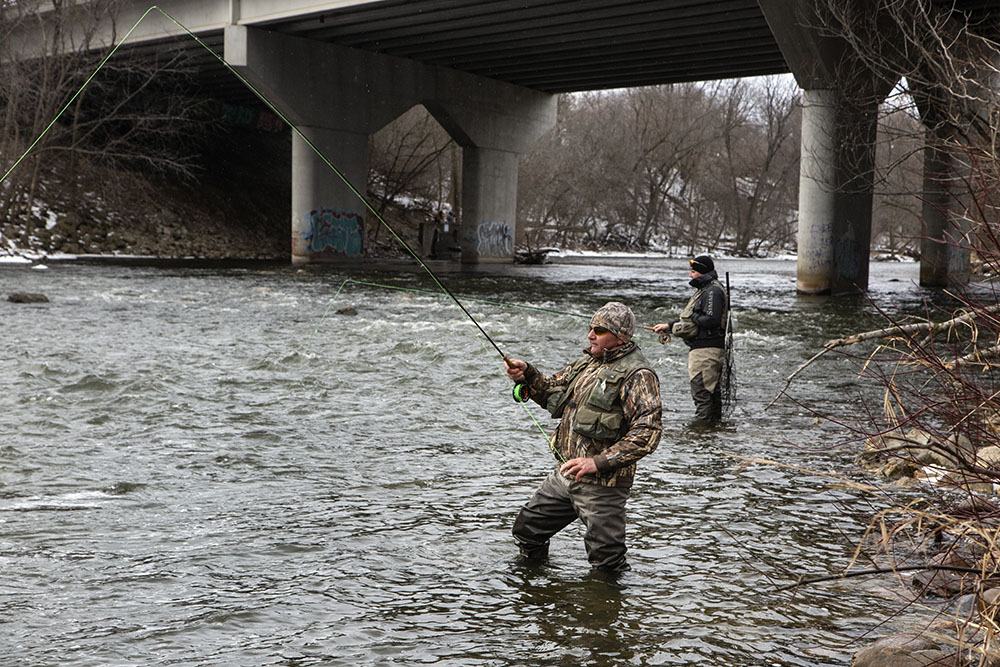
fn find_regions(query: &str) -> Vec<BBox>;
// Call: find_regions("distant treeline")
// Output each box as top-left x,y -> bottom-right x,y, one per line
368,80 -> 927,258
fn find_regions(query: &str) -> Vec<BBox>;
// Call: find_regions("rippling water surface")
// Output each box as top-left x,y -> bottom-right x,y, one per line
1,257 -> 953,665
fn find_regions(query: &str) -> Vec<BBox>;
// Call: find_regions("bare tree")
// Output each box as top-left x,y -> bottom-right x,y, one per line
517,78 -> 801,255
704,77 -> 800,256
817,0 -> 1000,258
871,101 -> 924,257
1,0 -> 210,252
604,84 -> 720,250
368,106 -> 453,215
517,93 -> 606,250
519,84 -> 727,253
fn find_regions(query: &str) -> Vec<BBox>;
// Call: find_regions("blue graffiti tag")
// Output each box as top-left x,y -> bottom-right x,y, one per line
301,208 -> 364,256
476,220 -> 512,257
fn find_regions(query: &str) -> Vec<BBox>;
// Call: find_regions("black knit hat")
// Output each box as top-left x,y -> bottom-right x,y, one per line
690,255 -> 714,274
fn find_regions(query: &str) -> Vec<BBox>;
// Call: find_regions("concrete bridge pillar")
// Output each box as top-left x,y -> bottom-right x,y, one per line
918,133 -> 972,286
758,0 -> 896,295
459,147 -> 519,263
796,90 -> 879,294
425,85 -> 555,264
291,128 -> 368,262
225,25 -> 405,263
909,43 -> 1000,287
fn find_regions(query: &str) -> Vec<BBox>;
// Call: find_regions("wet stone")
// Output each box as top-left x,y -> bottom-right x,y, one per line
7,292 -> 49,303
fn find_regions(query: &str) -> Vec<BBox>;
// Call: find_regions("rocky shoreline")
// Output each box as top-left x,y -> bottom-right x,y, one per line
847,427 -> 1000,665
0,192 -> 430,264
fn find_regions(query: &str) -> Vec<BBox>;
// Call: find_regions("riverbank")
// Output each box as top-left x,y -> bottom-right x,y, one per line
1,127 -> 294,262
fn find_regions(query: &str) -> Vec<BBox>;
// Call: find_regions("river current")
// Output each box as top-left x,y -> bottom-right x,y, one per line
1,256 -> 954,665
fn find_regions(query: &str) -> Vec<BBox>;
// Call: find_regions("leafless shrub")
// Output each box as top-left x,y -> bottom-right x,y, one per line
1,0 -> 215,249
779,1 -> 1000,657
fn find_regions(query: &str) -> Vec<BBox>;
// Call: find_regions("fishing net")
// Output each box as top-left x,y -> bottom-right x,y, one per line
720,288 -> 737,419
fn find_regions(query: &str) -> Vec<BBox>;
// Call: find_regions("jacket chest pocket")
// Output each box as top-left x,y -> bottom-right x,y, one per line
586,369 -> 625,410
573,408 -> 625,442
572,369 -> 627,441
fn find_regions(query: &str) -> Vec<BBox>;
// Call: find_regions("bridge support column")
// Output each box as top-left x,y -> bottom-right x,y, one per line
225,24 -> 413,264
460,147 -> 519,263
758,0 -> 896,295
918,135 -> 971,286
426,89 -> 555,264
796,89 -> 878,295
291,127 -> 369,263
910,65 -> 990,288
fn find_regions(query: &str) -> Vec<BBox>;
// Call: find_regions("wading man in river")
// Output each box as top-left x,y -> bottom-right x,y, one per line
653,255 -> 728,426
504,302 -> 662,572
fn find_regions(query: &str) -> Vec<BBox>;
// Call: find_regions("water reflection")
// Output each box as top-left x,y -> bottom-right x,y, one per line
511,566 -> 630,665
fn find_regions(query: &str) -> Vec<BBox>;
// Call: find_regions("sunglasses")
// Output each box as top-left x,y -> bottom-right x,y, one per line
591,326 -> 611,336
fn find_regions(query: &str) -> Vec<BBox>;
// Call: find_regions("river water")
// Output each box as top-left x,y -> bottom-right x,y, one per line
1,256 -> 955,665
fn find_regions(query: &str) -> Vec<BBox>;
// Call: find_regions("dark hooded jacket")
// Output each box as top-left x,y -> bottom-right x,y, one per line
670,270 -> 727,349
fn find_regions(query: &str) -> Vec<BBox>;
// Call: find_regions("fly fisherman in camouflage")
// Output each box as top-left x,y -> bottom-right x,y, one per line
503,302 -> 662,573
653,255 -> 728,426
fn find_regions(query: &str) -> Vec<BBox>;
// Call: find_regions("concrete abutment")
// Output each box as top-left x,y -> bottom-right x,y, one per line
224,25 -> 556,265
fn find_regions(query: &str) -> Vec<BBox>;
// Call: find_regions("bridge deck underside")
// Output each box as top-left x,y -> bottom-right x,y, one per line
128,0 -> 998,106
258,0 -> 790,93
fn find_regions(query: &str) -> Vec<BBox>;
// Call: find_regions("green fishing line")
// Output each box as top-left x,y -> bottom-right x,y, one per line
5,8 -> 661,461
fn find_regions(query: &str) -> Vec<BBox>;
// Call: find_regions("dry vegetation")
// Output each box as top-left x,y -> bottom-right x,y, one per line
771,1 -> 1000,661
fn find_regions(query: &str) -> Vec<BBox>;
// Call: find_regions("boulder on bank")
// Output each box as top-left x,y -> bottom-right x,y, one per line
7,292 -> 49,303
861,428 -> 997,494
859,430 -> 923,478
976,445 -> 1000,470
851,633 -> 948,666
910,550 -> 976,598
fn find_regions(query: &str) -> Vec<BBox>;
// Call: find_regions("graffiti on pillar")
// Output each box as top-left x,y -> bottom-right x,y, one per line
801,221 -> 832,272
300,208 -> 364,257
476,220 -> 513,257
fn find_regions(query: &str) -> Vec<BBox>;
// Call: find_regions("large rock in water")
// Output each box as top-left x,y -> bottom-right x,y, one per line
7,292 -> 49,303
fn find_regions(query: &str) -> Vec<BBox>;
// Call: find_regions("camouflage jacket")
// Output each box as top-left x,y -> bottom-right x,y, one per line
522,341 -> 662,488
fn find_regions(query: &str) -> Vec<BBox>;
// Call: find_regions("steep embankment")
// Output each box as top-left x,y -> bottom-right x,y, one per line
2,127 -> 293,260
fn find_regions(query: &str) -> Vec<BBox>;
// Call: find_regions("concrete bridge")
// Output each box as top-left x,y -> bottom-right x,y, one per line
12,0 -> 999,293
